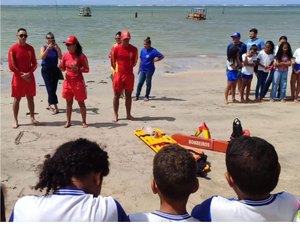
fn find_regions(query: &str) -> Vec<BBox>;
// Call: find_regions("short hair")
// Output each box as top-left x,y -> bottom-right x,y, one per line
249,28 -> 258,34
226,136 -> 280,196
153,144 -> 197,201
115,31 -> 121,37
34,138 -> 109,195
17,28 -> 27,33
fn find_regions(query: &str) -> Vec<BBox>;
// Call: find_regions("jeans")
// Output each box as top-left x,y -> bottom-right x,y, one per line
270,70 -> 288,100
261,69 -> 280,98
41,66 -> 59,104
135,71 -> 154,98
255,70 -> 268,99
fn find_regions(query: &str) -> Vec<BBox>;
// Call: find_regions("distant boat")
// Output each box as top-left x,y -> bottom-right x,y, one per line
187,7 -> 207,20
79,7 -> 92,17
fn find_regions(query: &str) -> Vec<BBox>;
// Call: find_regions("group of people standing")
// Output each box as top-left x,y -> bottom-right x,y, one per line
8,28 -> 164,128
225,28 -> 300,104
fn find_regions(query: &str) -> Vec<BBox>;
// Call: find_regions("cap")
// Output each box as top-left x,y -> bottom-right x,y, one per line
230,32 -> 241,38
63,35 -> 78,45
121,30 -> 131,40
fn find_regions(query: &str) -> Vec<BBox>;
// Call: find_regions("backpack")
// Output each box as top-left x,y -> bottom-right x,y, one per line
187,149 -> 210,177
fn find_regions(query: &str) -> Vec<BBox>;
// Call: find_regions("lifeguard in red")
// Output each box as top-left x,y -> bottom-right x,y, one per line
8,43 -> 37,97
111,41 -> 138,92
60,52 -> 89,101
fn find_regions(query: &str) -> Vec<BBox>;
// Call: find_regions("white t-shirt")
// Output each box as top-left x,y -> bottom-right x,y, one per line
241,53 -> 257,75
227,59 -> 238,71
257,50 -> 275,73
10,188 -> 129,222
293,48 -> 300,64
129,211 -> 200,222
191,192 -> 299,222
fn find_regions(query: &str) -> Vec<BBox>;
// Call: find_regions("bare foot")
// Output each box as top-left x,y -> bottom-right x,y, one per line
64,122 -> 71,128
281,99 -> 286,103
31,118 -> 39,125
294,99 -> 299,103
270,99 -> 275,103
224,99 -> 229,104
82,123 -> 88,128
127,115 -> 135,120
112,114 -> 118,122
13,121 -> 19,129
232,99 -> 239,103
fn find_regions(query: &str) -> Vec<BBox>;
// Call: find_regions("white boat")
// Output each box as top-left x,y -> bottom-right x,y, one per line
79,7 -> 92,17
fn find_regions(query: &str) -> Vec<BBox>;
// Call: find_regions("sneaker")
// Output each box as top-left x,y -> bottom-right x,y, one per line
144,97 -> 149,101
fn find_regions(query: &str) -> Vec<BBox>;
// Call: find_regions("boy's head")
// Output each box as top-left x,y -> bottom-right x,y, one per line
35,138 -> 109,196
226,136 -> 280,197
152,144 -> 199,201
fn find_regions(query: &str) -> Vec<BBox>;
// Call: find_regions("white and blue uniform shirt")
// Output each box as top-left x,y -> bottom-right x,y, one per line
191,192 -> 299,222
9,188 -> 129,222
139,48 -> 164,73
129,210 -> 199,222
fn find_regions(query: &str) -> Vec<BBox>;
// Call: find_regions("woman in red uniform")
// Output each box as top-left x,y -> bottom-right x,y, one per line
60,35 -> 89,128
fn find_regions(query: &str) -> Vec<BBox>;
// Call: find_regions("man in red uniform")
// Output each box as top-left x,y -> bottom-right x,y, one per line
8,28 -> 38,128
111,30 -> 138,122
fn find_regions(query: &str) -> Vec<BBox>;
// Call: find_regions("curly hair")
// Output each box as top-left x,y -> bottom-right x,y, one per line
34,138 -> 109,195
226,136 -> 280,196
153,144 -> 197,201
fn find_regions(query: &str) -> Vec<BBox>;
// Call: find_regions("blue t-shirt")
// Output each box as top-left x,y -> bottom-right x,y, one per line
140,47 -> 164,73
227,42 -> 247,61
41,46 -> 59,68
245,38 -> 265,52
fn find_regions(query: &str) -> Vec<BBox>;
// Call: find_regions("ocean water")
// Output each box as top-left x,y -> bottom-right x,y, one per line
1,5 -> 300,64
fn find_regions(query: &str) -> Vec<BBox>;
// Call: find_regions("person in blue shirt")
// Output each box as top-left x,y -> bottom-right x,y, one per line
245,28 -> 265,52
134,37 -> 164,101
40,32 -> 62,115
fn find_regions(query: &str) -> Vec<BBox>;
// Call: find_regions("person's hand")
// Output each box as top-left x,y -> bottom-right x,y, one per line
21,72 -> 31,82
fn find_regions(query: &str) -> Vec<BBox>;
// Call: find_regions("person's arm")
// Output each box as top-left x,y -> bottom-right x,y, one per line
191,197 -> 213,222
28,47 -> 37,74
132,47 -> 138,67
54,44 -> 62,60
59,55 -> 66,72
153,49 -> 164,63
111,47 -> 117,70
8,47 -> 22,76
79,54 -> 89,73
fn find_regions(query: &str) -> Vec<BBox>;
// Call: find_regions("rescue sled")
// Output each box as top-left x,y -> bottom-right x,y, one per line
134,128 -> 177,153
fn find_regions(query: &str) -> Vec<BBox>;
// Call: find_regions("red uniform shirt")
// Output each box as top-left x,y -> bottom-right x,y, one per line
8,43 -> 37,77
111,44 -> 138,75
8,43 -> 37,97
60,52 -> 89,80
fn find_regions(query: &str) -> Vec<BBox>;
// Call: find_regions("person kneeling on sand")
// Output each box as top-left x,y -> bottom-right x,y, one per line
129,144 -> 200,222
9,138 -> 129,222
191,136 -> 299,221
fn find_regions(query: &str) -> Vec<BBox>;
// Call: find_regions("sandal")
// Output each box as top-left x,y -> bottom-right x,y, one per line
52,109 -> 59,115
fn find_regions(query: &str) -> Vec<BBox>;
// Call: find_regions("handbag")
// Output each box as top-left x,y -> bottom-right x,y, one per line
57,67 -> 64,80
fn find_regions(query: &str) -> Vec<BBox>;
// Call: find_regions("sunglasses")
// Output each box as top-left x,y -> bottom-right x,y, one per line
19,34 -> 28,38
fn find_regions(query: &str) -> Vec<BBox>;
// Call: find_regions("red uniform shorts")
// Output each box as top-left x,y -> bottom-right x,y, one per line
113,72 -> 134,92
62,78 -> 87,101
11,75 -> 36,98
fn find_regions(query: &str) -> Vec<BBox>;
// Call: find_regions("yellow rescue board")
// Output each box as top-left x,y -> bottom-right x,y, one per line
134,128 -> 177,153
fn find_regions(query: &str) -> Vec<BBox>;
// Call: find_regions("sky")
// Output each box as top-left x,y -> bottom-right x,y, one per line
1,0 -> 299,5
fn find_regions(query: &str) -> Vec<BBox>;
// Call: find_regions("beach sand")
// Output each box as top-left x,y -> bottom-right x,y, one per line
1,59 -> 299,219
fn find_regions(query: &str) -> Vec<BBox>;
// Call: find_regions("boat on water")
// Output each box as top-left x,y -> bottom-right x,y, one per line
187,7 -> 207,20
78,7 -> 92,17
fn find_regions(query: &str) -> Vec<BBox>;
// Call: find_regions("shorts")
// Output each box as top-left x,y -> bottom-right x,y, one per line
241,73 -> 253,80
227,70 -> 238,82
113,72 -> 134,92
11,74 -> 36,98
62,78 -> 87,101
294,63 -> 300,71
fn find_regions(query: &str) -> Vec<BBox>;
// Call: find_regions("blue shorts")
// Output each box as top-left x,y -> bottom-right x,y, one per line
241,73 -> 253,80
294,63 -> 300,71
227,70 -> 238,81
